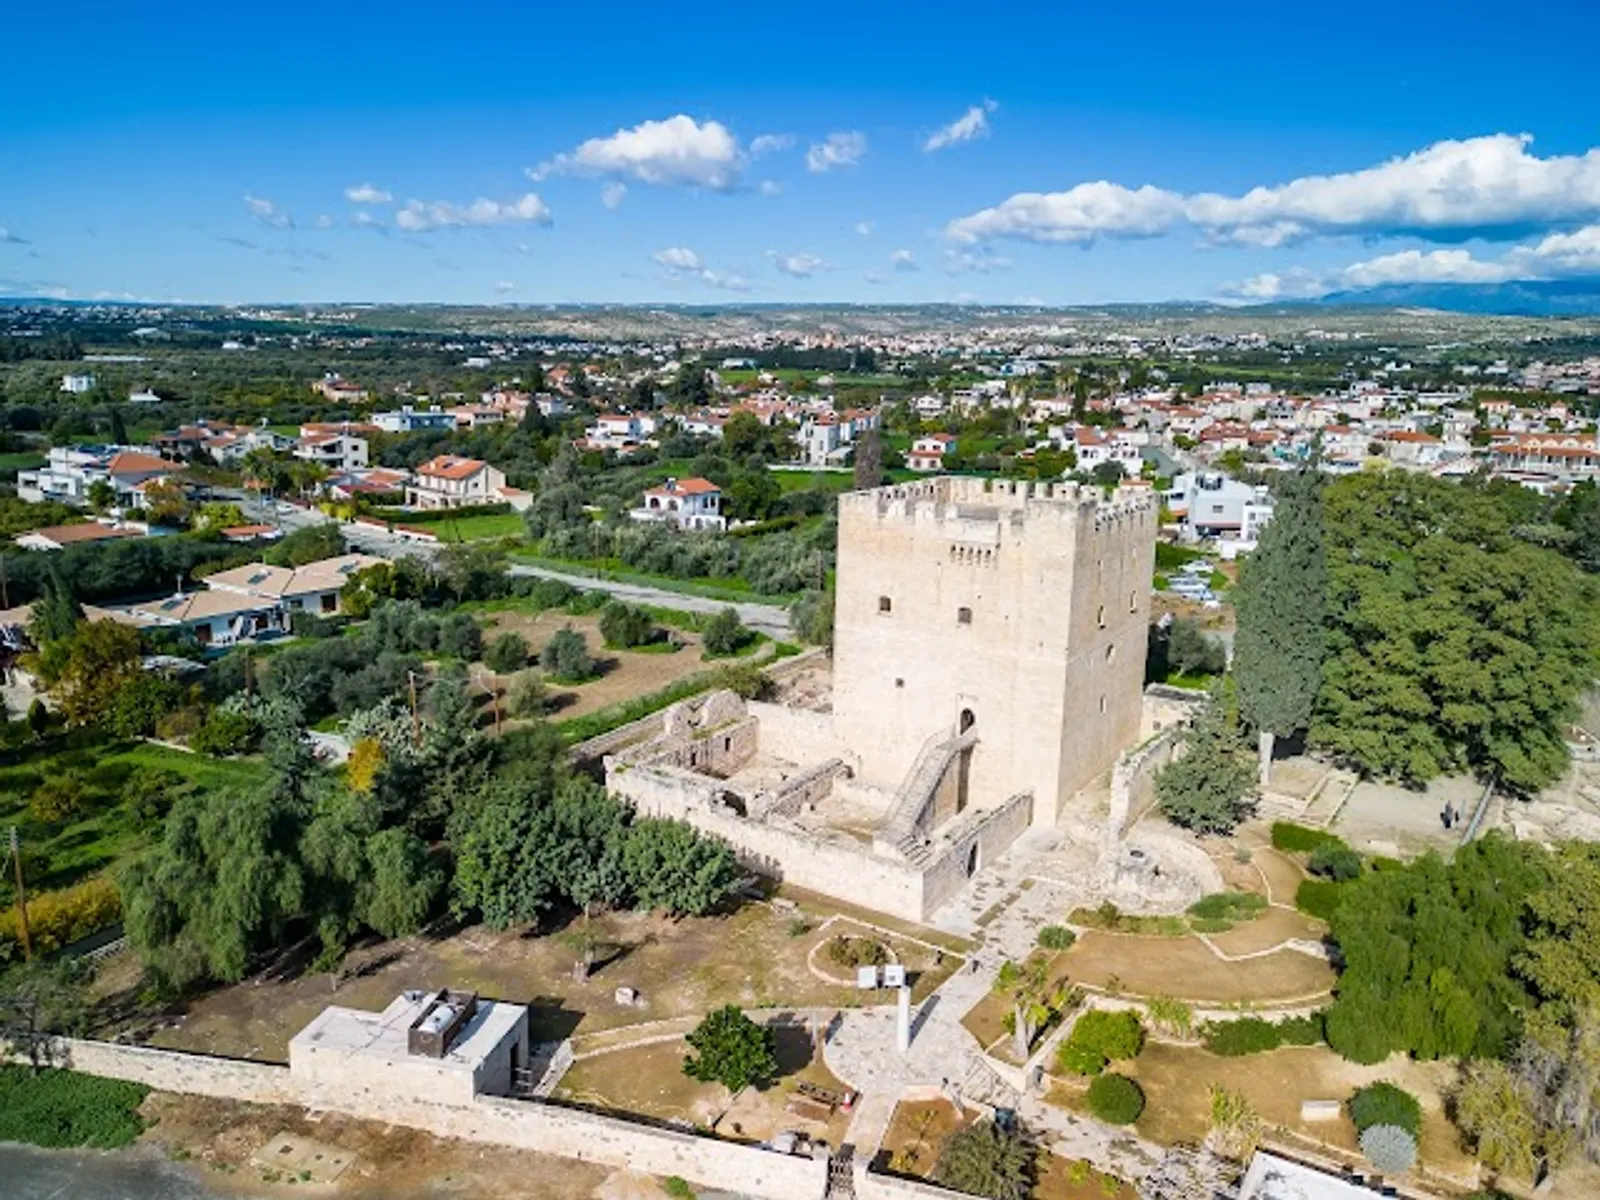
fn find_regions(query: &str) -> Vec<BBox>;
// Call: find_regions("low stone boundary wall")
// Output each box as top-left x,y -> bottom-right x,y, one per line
32,1038 -> 828,1200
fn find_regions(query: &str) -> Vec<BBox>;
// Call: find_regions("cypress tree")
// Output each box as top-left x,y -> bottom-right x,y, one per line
1232,468 -> 1326,785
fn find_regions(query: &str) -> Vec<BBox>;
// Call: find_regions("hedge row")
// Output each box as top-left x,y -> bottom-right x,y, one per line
0,876 -> 121,961
0,1065 -> 149,1149
1271,821 -> 1349,855
1202,1012 -> 1325,1056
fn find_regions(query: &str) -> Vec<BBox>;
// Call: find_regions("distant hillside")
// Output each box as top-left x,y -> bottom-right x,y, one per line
1311,279 -> 1600,317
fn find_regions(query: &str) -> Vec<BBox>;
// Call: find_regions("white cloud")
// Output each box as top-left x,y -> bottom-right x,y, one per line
600,182 -> 628,210
855,221 -> 874,236
650,246 -> 751,292
494,280 -> 516,293
922,100 -> 998,153
890,248 -> 919,272
759,180 -> 782,197
1223,227 -> 1600,301
531,115 -> 744,190
947,182 -> 1186,245
395,194 -> 552,232
949,134 -> 1600,248
768,251 -> 827,278
750,134 -> 794,158
943,247 -> 1012,275
806,132 -> 867,174
243,194 -> 293,229
351,211 -> 384,231
345,182 -> 393,204
314,214 -> 336,230
652,246 -> 702,270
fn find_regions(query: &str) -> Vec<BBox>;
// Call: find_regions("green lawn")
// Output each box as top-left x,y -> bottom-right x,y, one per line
510,552 -> 795,604
773,470 -> 856,494
0,452 -> 46,471
0,736 -> 272,895
0,1066 -> 149,1149
431,513 -> 529,542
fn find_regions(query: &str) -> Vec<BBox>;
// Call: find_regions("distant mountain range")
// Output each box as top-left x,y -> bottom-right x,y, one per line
1308,279 -> 1600,317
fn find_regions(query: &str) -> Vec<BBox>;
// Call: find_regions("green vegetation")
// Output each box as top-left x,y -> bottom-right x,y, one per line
557,660 -> 772,745
1349,1082 -> 1423,1139
0,1065 -> 149,1149
1057,1010 -> 1144,1077
433,513 -> 528,543
682,1005 -> 778,1093
1155,687 -> 1257,835
933,1120 -> 1036,1200
1036,925 -> 1076,951
1270,821 -> 1347,855
1086,1073 -> 1145,1125
1201,1013 -> 1325,1056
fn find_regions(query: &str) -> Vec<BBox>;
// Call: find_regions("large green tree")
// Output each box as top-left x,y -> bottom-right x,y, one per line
1155,686 -> 1258,835
1313,473 -> 1600,792
934,1121 -> 1036,1200
1232,468 -> 1326,785
681,1005 -> 777,1093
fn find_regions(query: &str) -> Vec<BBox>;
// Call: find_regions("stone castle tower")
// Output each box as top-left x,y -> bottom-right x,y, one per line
831,476 -> 1158,825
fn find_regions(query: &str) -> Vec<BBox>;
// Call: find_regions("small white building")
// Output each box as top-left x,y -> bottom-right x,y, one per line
1166,471 -> 1274,543
907,433 -> 956,472
61,373 -> 96,394
290,989 -> 529,1109
372,405 -> 456,434
630,476 -> 725,531
294,432 -> 369,472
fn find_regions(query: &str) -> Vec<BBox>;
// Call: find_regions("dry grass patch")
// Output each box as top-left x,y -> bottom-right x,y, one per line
1063,931 -> 1334,1005
1201,907 -> 1326,956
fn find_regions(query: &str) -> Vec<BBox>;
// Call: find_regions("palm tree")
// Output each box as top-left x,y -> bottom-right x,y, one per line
933,1120 -> 1035,1200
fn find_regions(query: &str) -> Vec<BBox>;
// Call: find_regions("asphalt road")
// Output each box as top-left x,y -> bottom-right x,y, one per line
232,497 -> 796,639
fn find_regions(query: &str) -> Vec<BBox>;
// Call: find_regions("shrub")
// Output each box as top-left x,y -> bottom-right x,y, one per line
1202,1017 -> 1283,1057
1349,1082 -> 1422,1138
1308,845 -> 1364,882
506,669 -> 549,717
1146,996 -> 1194,1039
1086,1074 -> 1145,1125
29,776 -> 85,824
0,1066 -> 149,1149
1037,925 -> 1076,951
1186,892 -> 1268,923
190,708 -> 260,757
1056,1043 -> 1107,1077
541,626 -> 596,682
701,607 -> 749,657
1068,1010 -> 1145,1062
1295,878 -> 1347,921
1271,822 -> 1348,855
1359,1124 -> 1417,1175
599,600 -> 657,649
826,936 -> 889,968
0,877 -> 121,956
663,1177 -> 696,1200
1202,1013 -> 1325,1056
484,631 -> 530,674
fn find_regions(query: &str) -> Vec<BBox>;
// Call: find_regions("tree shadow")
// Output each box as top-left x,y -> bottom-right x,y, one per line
526,995 -> 585,1044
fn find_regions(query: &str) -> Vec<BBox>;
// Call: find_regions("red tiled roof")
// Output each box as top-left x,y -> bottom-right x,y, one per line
646,476 -> 720,497
416,455 -> 487,480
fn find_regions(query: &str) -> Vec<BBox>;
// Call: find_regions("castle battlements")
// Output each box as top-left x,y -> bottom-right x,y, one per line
838,475 -> 1157,530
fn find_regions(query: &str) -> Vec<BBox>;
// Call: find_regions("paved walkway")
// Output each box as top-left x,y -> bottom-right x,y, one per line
821,828 -> 1165,1183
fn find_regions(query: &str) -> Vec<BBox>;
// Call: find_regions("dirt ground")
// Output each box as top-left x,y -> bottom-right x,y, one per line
1061,931 -> 1335,1005
1071,1042 -> 1479,1183
959,951 -> 1076,1063
480,609 -> 720,721
1201,907 -> 1326,956
555,1023 -> 853,1147
139,1091 -> 612,1199
135,904 -> 960,1062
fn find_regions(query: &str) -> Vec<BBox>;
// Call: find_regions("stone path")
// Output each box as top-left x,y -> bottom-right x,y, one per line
821,827 -> 1165,1183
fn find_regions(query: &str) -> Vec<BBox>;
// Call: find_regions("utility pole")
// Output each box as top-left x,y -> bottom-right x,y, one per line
407,670 -> 422,746
9,826 -> 32,962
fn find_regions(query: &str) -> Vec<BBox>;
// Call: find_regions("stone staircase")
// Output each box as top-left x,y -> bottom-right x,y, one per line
878,727 -> 978,856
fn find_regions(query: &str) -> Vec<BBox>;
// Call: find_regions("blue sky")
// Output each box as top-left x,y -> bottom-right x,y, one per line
3,0 -> 1599,306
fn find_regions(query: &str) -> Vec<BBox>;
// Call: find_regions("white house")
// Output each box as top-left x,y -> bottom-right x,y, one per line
294,432 -> 369,472
60,373 -> 96,394
630,477 -> 725,531
17,447 -> 181,508
586,413 -> 656,450
907,433 -> 957,472
405,455 -> 528,511
1166,471 -> 1274,543
108,553 -> 385,646
372,405 -> 456,434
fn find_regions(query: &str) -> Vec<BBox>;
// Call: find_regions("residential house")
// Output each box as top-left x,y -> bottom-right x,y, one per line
15,523 -> 144,552
405,455 -> 528,511
1166,471 -> 1274,542
294,431 -> 369,472
585,413 -> 656,451
630,477 -> 725,531
1489,432 -> 1600,482
128,387 -> 162,404
17,446 -> 183,508
324,467 -> 410,502
907,433 -> 957,472
60,373 -> 96,394
311,373 -> 368,404
372,405 -> 457,434
448,404 -> 507,429
110,553 -> 386,646
1377,429 -> 1444,469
